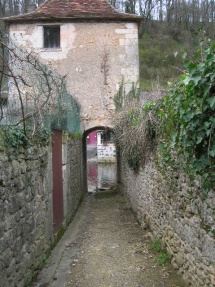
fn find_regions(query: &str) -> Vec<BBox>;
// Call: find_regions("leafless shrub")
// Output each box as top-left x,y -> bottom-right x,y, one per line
0,31 -> 68,138
112,82 -> 163,171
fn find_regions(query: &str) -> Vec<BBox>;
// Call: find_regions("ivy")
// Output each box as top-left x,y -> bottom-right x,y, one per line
113,39 -> 215,192
158,39 -> 215,192
0,126 -> 51,151
1,126 -> 28,149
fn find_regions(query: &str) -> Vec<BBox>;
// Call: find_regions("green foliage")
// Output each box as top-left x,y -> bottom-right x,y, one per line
139,32 -> 183,90
158,39 -> 215,192
1,126 -> 28,149
69,131 -> 82,140
113,82 -> 159,173
150,238 -> 162,252
150,238 -> 170,266
117,199 -> 126,205
114,79 -> 140,110
142,102 -> 156,112
126,82 -> 141,103
32,129 -> 51,146
157,251 -> 170,266
126,108 -> 140,126
114,79 -> 125,110
114,37 -> 215,194
0,126 -> 51,152
126,147 -> 141,173
200,222 -> 212,234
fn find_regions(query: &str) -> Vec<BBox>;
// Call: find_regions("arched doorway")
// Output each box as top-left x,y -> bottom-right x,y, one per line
82,126 -> 117,193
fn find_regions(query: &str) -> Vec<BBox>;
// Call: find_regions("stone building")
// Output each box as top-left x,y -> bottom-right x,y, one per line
1,3 -> 141,286
4,0 -> 141,132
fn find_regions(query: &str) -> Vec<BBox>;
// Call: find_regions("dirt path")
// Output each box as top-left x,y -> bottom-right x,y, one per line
34,190 -> 187,287
64,191 -> 187,287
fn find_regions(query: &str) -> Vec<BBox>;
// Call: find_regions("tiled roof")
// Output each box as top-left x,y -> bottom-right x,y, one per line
3,0 -> 142,23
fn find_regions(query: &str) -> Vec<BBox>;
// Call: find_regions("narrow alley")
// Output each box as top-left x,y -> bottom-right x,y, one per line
34,191 -> 187,287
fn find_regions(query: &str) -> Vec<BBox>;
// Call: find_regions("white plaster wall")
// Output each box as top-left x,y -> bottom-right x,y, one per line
97,143 -> 116,159
9,21 -> 139,131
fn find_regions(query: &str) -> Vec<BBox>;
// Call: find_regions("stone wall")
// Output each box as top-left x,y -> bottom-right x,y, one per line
62,133 -> 84,223
9,21 -> 139,131
121,160 -> 215,287
0,133 -> 84,287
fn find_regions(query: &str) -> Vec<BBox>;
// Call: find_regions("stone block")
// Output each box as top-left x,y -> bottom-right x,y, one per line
115,28 -> 131,34
6,258 -> 16,278
19,161 -> 27,174
202,234 -> 215,262
1,247 -> 13,268
11,160 -> 20,177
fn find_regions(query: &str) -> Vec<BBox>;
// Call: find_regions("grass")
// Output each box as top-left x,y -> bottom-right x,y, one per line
117,199 -> 127,205
157,251 -> 170,266
150,237 -> 170,266
138,27 -> 185,91
140,80 -> 153,91
150,238 -> 162,252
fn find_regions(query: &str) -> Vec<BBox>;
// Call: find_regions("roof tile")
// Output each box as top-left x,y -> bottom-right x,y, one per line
3,0 -> 142,23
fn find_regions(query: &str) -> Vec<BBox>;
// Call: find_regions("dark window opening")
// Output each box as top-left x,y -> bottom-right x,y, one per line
44,26 -> 60,48
101,129 -> 113,144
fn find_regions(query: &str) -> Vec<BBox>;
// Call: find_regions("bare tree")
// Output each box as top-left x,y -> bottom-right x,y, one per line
0,0 -> 45,17
0,32 -> 70,138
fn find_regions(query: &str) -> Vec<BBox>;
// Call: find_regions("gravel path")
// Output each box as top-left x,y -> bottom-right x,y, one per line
66,191 -> 187,287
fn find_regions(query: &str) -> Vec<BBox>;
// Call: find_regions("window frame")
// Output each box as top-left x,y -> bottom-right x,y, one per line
43,25 -> 61,49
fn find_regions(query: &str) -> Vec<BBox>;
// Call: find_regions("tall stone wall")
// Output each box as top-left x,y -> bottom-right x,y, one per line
0,133 -> 84,287
0,144 -> 53,287
121,160 -> 215,287
62,133 -> 84,223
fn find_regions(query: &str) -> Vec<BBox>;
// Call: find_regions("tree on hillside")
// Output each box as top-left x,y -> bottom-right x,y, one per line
108,0 -> 215,36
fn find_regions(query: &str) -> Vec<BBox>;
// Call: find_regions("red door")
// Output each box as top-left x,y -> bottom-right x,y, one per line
52,130 -> 64,233
87,131 -> 97,145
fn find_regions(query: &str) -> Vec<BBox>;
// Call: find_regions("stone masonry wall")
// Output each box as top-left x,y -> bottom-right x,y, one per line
62,134 -> 84,224
121,160 -> 215,287
0,144 -> 53,287
0,133 -> 84,287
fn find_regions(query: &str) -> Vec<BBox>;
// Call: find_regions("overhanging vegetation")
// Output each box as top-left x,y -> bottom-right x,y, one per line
113,37 -> 215,193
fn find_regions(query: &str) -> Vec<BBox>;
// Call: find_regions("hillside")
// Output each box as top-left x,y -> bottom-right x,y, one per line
139,22 -> 206,91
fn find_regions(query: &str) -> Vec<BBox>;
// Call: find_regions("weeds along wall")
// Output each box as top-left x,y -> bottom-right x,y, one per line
0,131 -> 84,287
120,159 -> 215,287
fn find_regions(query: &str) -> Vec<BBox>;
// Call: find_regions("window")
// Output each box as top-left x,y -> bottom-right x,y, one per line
44,26 -> 60,48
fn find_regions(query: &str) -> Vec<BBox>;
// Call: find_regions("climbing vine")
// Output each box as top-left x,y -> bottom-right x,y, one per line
113,38 -> 215,192
0,126 -> 51,152
158,39 -> 215,192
